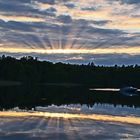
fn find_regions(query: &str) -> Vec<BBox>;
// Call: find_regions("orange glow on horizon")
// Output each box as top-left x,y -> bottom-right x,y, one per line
0,47 -> 140,55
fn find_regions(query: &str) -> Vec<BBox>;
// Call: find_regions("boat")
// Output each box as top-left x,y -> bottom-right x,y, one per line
119,86 -> 138,97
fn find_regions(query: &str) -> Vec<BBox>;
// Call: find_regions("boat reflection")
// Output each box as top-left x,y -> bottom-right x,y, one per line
120,87 -> 138,97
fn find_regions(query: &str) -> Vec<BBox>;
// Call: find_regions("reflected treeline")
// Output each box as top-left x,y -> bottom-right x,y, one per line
0,86 -> 92,110
90,91 -> 140,108
0,86 -> 140,110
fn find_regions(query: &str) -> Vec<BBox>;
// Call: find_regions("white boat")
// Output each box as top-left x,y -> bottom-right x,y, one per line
119,86 -> 138,97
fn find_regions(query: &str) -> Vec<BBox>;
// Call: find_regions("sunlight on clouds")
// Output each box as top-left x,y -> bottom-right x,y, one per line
74,6 -> 140,31
66,56 -> 84,60
31,0 -> 140,31
32,1 -> 52,11
107,15 -> 140,31
0,15 -> 45,22
32,1 -> 69,15
0,0 -> 140,64
74,9 -> 110,20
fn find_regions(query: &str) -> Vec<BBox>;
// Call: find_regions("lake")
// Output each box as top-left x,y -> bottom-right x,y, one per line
0,85 -> 140,109
0,86 -> 140,139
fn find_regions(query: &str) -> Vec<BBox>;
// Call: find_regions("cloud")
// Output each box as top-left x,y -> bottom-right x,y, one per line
64,3 -> 76,9
57,15 -> 72,23
93,54 -> 140,65
0,15 -> 45,22
0,0 -> 31,4
0,0 -> 32,13
46,7 -> 57,13
35,0 -> 55,5
42,7 -> 57,16
81,7 -> 97,11
0,20 -> 34,32
91,20 -> 111,26
120,0 -> 140,4
0,0 -> 56,18
0,0 -> 139,65
0,15 -> 139,52
86,26 -> 123,35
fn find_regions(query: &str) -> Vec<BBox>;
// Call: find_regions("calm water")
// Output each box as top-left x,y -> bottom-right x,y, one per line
1,85 -> 140,109
0,86 -> 140,139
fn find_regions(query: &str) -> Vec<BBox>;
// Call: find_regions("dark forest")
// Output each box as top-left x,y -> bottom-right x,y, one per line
0,55 -> 140,88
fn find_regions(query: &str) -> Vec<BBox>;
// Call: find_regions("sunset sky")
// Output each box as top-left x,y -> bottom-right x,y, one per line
0,0 -> 140,65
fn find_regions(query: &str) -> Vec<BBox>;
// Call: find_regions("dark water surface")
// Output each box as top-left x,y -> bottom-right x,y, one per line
0,85 -> 140,109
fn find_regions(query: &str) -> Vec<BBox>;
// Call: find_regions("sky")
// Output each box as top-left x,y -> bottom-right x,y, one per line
0,0 -> 140,65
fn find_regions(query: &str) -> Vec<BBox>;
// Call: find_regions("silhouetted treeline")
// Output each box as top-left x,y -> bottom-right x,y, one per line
0,55 -> 140,88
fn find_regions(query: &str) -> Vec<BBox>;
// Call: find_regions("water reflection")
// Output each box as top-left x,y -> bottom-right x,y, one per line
0,116 -> 139,140
0,85 -> 140,109
0,111 -> 140,125
0,104 -> 140,139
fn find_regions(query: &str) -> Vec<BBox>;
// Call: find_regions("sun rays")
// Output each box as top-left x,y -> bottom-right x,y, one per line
0,104 -> 140,139
0,19 -> 138,58
0,113 -> 139,139
0,0 -> 140,64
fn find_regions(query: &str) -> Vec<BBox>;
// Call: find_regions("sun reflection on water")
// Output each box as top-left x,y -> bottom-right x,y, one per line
0,111 -> 140,125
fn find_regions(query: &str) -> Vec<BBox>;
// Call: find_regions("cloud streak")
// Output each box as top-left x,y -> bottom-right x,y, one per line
0,15 -> 45,22
0,47 -> 140,55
